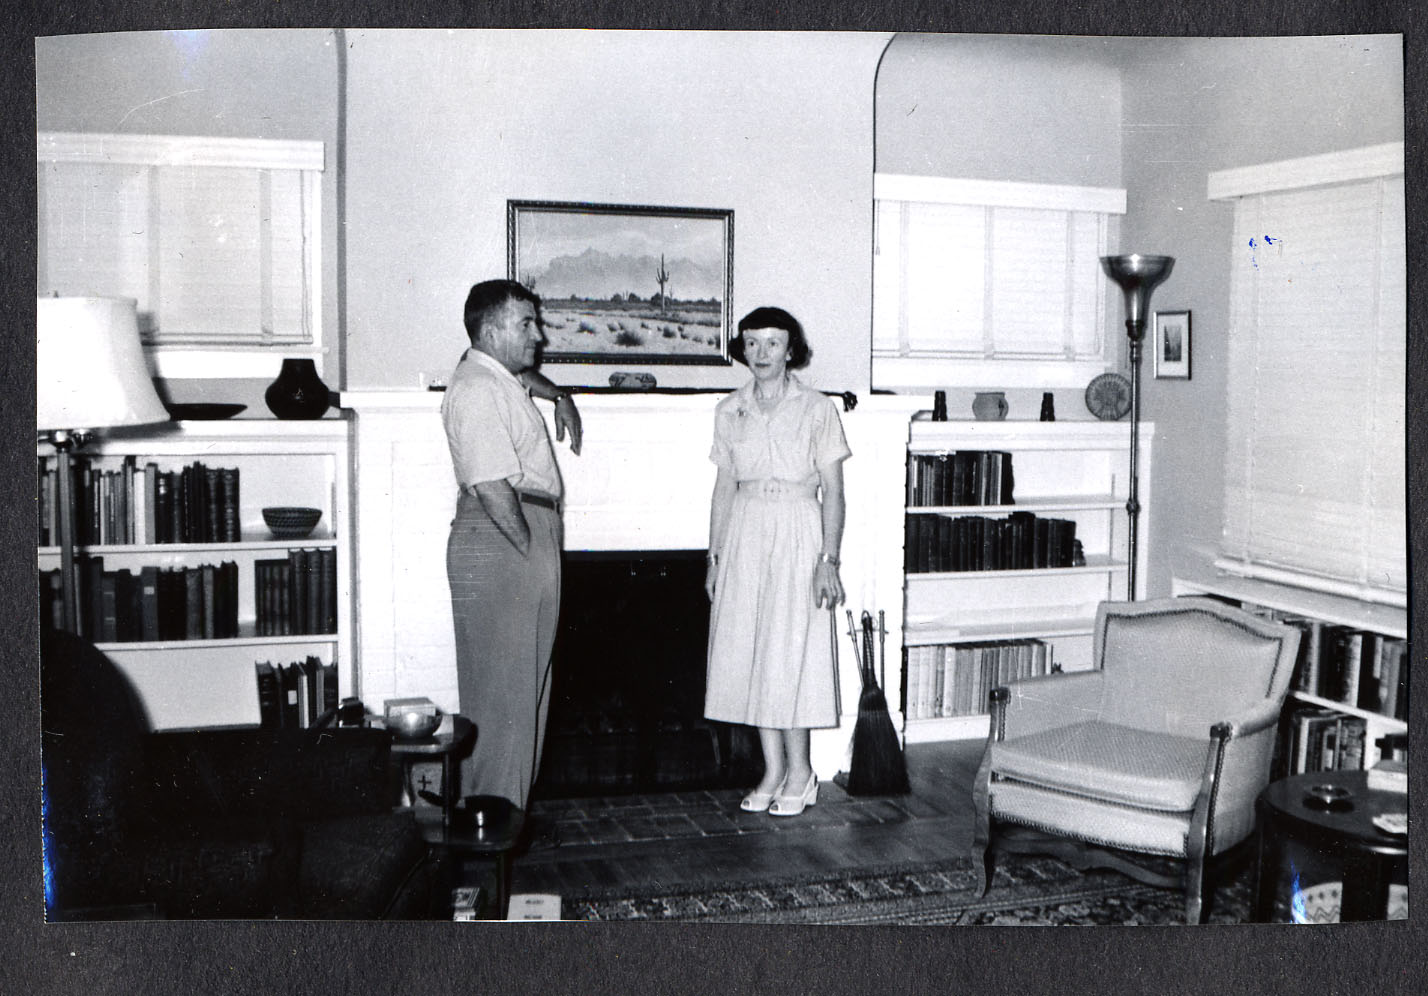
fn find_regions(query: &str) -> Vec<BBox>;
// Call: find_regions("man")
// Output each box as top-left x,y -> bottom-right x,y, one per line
441,279 -> 582,815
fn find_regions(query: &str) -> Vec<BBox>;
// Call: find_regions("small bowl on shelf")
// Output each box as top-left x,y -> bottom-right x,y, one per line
262,506 -> 323,539
389,709 -> 443,741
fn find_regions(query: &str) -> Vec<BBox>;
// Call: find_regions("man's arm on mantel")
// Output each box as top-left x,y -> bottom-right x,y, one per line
520,369 -> 582,455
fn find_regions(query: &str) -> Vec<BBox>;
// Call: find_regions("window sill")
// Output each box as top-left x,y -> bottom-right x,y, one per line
149,347 -> 326,380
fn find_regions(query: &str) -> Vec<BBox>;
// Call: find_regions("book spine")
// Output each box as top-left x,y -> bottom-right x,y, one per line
254,661 -> 281,729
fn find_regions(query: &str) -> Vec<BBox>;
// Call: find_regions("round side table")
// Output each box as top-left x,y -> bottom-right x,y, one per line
1253,769 -> 1408,922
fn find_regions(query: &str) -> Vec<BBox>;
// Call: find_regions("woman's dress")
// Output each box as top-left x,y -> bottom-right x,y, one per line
703,376 -> 851,729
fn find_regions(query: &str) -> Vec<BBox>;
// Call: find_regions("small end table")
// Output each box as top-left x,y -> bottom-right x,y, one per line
386,715 -> 476,836
1253,769 -> 1408,922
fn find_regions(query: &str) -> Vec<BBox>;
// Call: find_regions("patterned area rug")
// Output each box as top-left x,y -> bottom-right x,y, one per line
564,854 -> 1255,925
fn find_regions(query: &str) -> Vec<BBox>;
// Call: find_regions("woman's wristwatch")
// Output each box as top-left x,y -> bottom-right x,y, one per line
552,390 -> 572,407
818,552 -> 840,567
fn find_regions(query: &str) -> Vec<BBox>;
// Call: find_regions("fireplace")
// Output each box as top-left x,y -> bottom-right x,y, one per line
532,550 -> 760,800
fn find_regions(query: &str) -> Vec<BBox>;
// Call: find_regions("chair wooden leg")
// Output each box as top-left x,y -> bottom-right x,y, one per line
969,742 -> 995,898
1184,858 -> 1206,925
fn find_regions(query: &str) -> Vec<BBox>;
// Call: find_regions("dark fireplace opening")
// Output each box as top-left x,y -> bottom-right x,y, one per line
532,550 -> 761,800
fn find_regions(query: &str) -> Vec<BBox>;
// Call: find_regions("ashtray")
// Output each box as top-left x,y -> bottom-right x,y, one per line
1303,784 -> 1354,812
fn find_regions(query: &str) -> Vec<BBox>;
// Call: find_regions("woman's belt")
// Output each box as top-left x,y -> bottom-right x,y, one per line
736,479 -> 818,500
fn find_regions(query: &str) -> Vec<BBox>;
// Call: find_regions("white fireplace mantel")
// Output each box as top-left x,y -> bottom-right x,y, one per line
341,388 -> 919,777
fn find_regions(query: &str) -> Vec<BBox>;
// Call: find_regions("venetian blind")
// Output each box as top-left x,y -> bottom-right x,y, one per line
871,175 -> 1123,391
37,133 -> 323,375
1217,157 -> 1405,605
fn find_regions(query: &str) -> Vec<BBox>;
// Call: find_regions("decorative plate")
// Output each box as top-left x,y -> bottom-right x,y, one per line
1084,373 -> 1132,421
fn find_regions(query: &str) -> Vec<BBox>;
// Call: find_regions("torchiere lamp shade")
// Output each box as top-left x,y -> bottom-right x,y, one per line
1099,255 -> 1175,336
37,296 -> 169,433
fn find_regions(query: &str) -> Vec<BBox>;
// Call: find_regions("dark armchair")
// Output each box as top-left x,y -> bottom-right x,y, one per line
970,597 -> 1301,923
41,628 -> 453,919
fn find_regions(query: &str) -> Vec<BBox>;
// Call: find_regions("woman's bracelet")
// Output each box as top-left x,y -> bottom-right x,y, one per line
818,552 -> 840,567
707,552 -> 719,566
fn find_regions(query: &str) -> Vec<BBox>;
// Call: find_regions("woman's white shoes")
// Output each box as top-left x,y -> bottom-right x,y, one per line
740,777 -> 786,813
768,773 -> 817,817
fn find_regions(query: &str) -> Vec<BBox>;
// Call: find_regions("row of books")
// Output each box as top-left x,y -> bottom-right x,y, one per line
1279,706 -> 1369,776
38,548 -> 337,642
903,639 -> 1054,720
40,560 -> 241,642
255,549 -> 339,636
1223,596 -> 1411,721
906,451 -> 1016,507
905,512 -> 1081,574
1284,621 -> 1408,720
38,455 -> 242,547
255,657 -> 339,730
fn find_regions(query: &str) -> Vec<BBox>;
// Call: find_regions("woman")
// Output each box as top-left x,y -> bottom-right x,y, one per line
704,306 -> 851,817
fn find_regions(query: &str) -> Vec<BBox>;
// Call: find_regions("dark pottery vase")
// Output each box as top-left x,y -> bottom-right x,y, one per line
265,359 -> 331,419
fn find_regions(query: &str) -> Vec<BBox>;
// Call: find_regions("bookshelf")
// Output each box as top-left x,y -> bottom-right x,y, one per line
37,418 -> 354,730
900,419 -> 1151,743
1171,569 -> 1408,771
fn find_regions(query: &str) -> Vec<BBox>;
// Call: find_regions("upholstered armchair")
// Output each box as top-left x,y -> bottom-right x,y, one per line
970,596 -> 1301,923
41,628 -> 453,920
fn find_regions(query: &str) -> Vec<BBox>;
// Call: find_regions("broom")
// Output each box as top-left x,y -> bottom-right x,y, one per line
845,609 -> 909,796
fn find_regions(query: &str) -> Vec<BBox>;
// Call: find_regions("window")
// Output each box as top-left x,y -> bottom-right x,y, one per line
1210,143 -> 1405,606
872,174 -> 1125,390
37,132 -> 324,379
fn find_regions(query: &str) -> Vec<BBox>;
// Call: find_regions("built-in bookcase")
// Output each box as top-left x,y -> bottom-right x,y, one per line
900,419 -> 1151,743
1171,570 -> 1408,771
37,418 -> 354,730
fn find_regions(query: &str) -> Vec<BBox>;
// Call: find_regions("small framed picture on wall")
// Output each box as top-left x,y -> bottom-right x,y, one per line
1154,310 -> 1191,380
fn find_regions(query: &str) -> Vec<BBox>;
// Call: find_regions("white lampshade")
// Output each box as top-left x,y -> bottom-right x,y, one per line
37,296 -> 170,432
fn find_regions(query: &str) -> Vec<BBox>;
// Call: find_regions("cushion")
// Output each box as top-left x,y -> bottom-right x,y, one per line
991,721 -> 1208,812
1098,606 -> 1288,737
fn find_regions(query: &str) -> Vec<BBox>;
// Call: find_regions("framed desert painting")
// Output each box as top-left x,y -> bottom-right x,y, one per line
507,200 -> 734,365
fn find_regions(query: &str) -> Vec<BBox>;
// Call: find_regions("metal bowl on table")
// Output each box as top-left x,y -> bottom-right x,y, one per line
389,709 -> 443,741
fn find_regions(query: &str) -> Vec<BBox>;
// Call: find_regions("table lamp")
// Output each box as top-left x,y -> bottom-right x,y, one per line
37,296 -> 170,635
1099,254 -> 1174,601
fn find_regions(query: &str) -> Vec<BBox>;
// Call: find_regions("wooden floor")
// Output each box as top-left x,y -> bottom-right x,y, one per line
507,739 -> 984,899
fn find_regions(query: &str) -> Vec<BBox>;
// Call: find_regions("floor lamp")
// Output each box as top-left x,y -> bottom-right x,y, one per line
1099,254 -> 1174,602
37,296 -> 170,636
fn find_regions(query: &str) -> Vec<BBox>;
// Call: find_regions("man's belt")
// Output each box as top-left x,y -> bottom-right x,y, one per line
518,491 -> 561,512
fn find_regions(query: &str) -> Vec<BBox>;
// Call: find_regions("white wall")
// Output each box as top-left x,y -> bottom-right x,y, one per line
342,30 -> 890,394
875,33 -> 1123,187
1118,35 -> 1404,596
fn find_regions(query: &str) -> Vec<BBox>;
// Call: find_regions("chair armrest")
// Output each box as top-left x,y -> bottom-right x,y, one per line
1194,709 -> 1283,853
997,670 -> 1105,741
144,728 -> 399,821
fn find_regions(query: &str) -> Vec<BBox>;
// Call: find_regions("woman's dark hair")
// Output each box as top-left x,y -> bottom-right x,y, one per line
729,306 -> 812,369
463,279 -> 542,342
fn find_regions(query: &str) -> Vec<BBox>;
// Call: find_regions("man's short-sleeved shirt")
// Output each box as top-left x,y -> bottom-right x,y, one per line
441,348 -> 563,499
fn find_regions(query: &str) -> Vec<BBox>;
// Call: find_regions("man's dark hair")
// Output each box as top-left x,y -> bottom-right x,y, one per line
729,306 -> 812,369
463,280 -> 541,342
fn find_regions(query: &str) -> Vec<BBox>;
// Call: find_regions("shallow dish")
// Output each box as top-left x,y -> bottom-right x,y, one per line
165,403 -> 247,420
261,506 -> 323,539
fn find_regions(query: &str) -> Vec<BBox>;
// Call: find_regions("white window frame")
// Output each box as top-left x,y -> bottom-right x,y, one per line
872,173 -> 1126,392
37,132 -> 325,379
1209,142 -> 1406,607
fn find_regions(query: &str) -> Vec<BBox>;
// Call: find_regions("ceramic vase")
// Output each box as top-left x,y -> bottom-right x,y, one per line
265,359 -> 331,419
972,391 -> 1009,421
